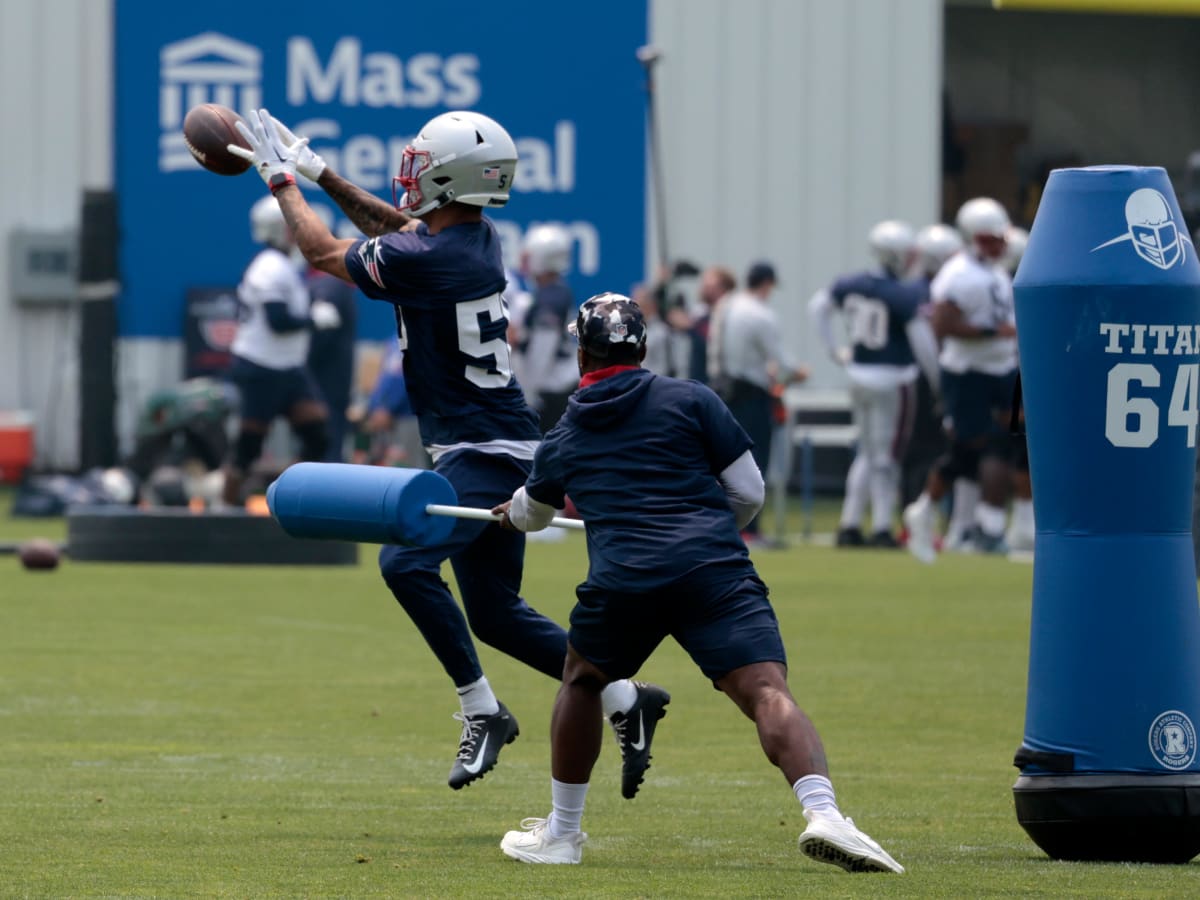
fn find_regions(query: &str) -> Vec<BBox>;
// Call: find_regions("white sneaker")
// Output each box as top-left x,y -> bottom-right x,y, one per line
500,817 -> 586,864
798,810 -> 904,873
902,502 -> 937,565
1005,524 -> 1035,555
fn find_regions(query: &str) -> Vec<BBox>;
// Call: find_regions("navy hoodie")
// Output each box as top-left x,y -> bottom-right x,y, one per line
526,368 -> 755,592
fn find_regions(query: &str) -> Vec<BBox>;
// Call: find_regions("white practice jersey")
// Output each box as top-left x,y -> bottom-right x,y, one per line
931,252 -> 1017,376
232,247 -> 311,370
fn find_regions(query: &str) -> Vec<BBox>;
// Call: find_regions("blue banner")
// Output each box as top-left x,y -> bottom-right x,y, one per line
115,0 -> 647,339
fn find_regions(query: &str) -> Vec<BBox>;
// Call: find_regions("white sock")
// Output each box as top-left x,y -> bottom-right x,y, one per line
548,778 -> 590,837
456,676 -> 499,717
1012,498 -> 1035,534
947,478 -> 980,544
909,491 -> 931,516
600,680 -> 638,717
793,774 -> 842,819
840,455 -> 870,529
869,461 -> 900,534
976,501 -> 1008,538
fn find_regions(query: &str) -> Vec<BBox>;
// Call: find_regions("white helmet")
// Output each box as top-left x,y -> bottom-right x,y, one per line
250,196 -> 289,249
867,220 -> 916,276
914,223 -> 964,278
956,197 -> 1011,261
1003,226 -> 1029,275
394,110 -> 518,216
522,224 -> 572,276
956,197 -> 1011,241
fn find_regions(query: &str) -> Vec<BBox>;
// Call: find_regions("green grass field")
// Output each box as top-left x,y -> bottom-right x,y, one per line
3,493 -> 1200,898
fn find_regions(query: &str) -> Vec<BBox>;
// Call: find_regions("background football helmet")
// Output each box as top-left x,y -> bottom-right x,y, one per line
1003,225 -> 1029,276
914,223 -> 965,279
522,224 -> 572,276
250,196 -> 289,249
868,220 -> 916,277
956,197 -> 1011,261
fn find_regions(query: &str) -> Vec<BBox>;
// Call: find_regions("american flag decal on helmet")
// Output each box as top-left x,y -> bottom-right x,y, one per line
482,166 -> 500,180
358,238 -> 386,289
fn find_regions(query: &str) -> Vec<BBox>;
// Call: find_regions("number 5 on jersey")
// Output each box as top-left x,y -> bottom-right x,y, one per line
457,294 -> 513,388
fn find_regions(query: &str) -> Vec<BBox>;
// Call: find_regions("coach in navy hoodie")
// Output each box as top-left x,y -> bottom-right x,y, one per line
492,292 -> 904,874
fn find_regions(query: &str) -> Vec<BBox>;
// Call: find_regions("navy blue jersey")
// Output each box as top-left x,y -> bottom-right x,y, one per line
526,281 -> 575,333
344,219 -> 539,448
527,368 -> 754,591
306,270 -> 358,410
830,271 -> 928,367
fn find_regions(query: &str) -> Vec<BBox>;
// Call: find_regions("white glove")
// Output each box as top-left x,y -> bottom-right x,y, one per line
228,108 -> 302,189
310,299 -> 342,330
266,114 -> 327,182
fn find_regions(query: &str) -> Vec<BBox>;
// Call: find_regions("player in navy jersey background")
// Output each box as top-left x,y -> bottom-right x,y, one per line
808,220 -> 941,548
228,108 -> 666,794
517,224 -> 580,432
304,266 -> 358,462
491,293 -> 903,873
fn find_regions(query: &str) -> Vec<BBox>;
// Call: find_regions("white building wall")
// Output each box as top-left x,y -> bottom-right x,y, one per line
0,0 -> 113,469
650,0 -> 942,387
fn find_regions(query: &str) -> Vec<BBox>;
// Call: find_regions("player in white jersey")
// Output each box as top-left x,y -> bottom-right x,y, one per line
903,198 -> 1018,561
222,197 -> 343,505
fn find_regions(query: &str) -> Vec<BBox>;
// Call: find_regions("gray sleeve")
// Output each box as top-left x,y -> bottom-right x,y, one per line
808,288 -> 842,364
758,309 -> 798,375
718,448 -> 765,529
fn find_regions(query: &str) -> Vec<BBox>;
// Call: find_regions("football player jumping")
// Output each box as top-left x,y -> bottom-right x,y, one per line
229,108 -> 668,795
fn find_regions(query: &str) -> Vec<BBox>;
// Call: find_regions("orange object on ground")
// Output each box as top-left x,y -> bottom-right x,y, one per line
245,494 -> 271,516
0,411 -> 34,484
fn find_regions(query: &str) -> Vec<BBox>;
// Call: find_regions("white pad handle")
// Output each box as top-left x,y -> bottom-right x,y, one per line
425,504 -> 586,531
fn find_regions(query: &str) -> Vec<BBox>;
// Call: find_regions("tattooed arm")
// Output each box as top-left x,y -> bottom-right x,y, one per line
317,169 -> 414,237
273,184 -> 357,283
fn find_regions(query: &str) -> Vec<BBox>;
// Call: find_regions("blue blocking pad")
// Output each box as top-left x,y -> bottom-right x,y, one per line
267,463 -> 458,547
1015,166 -> 1200,774
1013,165 -> 1200,863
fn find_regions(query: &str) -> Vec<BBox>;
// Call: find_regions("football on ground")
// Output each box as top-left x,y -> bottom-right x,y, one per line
17,538 -> 61,571
182,103 -> 252,176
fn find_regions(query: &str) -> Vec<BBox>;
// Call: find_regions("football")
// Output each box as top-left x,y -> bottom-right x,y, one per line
182,103 -> 252,176
18,538 -> 61,571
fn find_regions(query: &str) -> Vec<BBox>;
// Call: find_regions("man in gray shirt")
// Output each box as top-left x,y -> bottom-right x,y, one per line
709,261 -> 809,543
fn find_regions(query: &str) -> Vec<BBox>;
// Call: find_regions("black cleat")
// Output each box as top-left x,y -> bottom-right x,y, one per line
609,683 -> 671,799
866,530 -> 900,549
835,527 -> 865,547
448,701 -> 519,790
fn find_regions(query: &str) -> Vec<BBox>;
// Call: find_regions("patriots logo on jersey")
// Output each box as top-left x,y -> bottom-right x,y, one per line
358,238 -> 386,289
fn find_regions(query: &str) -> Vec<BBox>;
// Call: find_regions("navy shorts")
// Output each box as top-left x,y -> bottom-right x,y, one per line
229,357 -> 323,423
568,567 -> 787,682
942,368 -> 1018,444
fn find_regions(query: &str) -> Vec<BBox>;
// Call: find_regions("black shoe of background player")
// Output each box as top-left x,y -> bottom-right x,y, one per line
836,526 -> 865,547
609,683 -> 671,799
448,701 -> 520,790
867,530 -> 901,549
